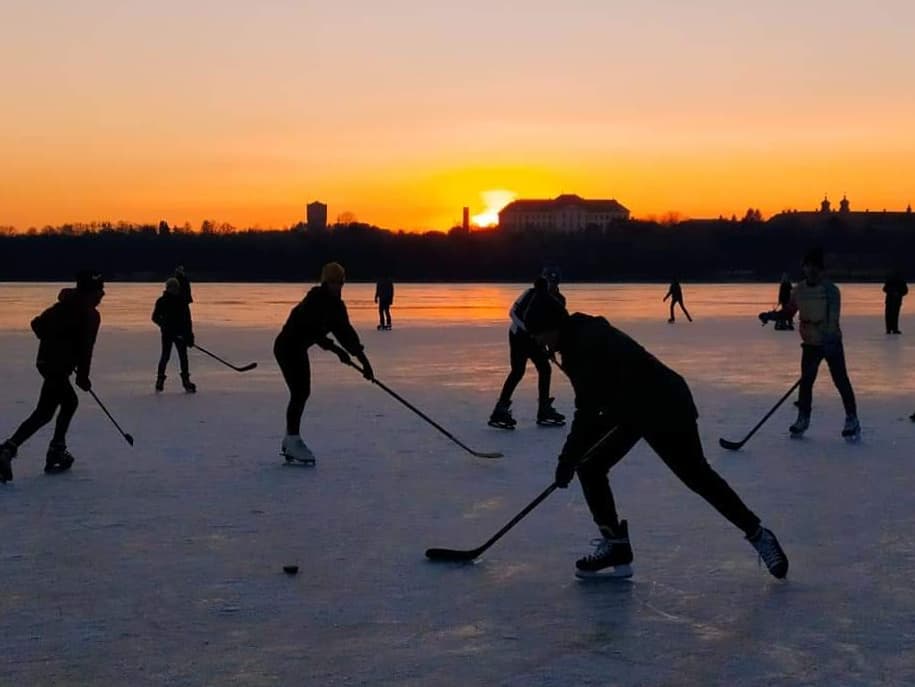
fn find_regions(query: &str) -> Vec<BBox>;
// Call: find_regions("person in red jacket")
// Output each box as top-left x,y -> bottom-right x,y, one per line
273,262 -> 374,465
0,271 -> 104,482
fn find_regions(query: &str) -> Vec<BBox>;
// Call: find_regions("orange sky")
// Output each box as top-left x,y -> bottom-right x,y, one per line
2,2 -> 914,231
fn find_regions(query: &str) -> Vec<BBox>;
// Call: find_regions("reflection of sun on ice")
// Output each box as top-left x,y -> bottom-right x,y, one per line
472,190 -> 516,228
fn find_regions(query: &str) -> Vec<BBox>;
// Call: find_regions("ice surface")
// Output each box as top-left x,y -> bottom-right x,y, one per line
1,283 -> 914,686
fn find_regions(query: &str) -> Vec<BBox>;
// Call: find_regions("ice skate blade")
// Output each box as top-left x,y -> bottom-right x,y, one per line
487,421 -> 516,430
575,564 -> 633,580
536,420 -> 566,427
281,452 -> 316,467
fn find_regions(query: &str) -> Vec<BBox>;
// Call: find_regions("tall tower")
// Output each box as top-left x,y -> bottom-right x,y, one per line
820,195 -> 831,213
306,201 -> 328,232
462,207 -> 470,232
839,194 -> 850,213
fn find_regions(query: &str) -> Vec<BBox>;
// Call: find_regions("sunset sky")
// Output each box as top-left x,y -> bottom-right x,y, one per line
2,1 -> 914,231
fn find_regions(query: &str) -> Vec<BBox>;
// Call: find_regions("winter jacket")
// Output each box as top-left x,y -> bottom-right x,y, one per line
375,279 -> 394,304
883,277 -> 908,304
556,313 -> 698,463
275,285 -> 364,356
175,272 -> 193,304
664,282 -> 683,302
510,286 -> 566,335
778,281 -> 792,307
152,291 -> 194,343
30,288 -> 101,378
779,279 -> 842,346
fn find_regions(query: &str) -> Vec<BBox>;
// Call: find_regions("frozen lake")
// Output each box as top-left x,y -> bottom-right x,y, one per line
1,282 -> 914,685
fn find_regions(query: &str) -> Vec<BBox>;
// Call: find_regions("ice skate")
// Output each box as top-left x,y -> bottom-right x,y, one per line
488,400 -> 516,430
155,374 -> 166,392
575,521 -> 634,579
281,435 -> 316,466
789,410 -> 810,437
841,414 -> 861,440
181,373 -> 197,393
536,397 -> 566,427
667,317 -> 675,323
44,442 -> 75,474
748,526 -> 789,579
0,441 -> 17,483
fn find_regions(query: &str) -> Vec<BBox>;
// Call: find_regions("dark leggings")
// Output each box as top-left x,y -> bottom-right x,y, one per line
157,333 -> 189,377
274,341 -> 311,436
10,370 -> 79,447
797,342 -> 857,416
885,299 -> 902,333
378,301 -> 392,328
669,299 -> 692,322
497,330 -> 551,405
576,422 -> 761,537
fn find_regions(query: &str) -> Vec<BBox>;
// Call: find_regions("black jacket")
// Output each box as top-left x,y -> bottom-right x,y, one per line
556,313 -> 697,462
375,279 -> 394,304
152,291 -> 194,340
31,288 -> 101,378
883,276 -> 908,303
275,285 -> 364,355
175,272 -> 193,304
778,281 -> 792,306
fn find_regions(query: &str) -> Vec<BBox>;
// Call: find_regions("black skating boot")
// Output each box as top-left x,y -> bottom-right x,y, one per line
181,373 -> 197,393
155,374 -> 166,392
748,526 -> 789,579
537,397 -> 566,426
575,520 -> 634,579
45,442 -> 75,474
0,441 -> 17,483
488,400 -> 516,430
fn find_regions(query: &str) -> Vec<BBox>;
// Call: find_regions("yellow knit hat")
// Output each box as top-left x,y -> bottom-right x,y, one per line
320,262 -> 346,284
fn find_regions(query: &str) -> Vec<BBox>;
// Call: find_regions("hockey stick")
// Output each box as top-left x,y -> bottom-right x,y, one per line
718,378 -> 801,451
344,360 -> 502,459
426,425 -> 619,562
88,389 -> 134,446
192,343 -> 258,372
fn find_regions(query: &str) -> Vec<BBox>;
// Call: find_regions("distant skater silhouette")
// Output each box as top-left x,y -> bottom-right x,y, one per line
273,262 -> 374,465
152,278 -> 196,393
774,273 -> 795,331
489,268 -> 566,429
0,271 -> 105,483
882,270 -> 907,334
759,247 -> 860,440
375,276 -> 394,330
663,279 -> 692,323
174,264 -> 193,305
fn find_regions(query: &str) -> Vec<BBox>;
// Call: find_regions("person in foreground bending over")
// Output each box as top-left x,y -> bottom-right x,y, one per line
273,262 -> 374,464
0,271 -> 104,482
521,290 -> 788,580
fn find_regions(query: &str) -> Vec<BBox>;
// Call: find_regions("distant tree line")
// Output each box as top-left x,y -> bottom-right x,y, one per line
1,214 -> 913,283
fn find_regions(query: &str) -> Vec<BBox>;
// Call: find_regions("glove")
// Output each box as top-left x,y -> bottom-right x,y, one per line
357,354 -> 374,381
186,333 -> 195,348
316,337 -> 335,351
335,348 -> 352,366
758,311 -> 771,325
554,460 -> 576,488
75,375 -> 92,392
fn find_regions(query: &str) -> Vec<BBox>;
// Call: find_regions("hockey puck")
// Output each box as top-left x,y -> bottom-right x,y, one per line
283,565 -> 299,575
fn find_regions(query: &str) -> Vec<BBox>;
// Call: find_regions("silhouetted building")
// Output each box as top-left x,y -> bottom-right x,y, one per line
462,207 -> 470,232
306,202 -> 328,232
499,194 -> 630,233
770,194 -> 915,229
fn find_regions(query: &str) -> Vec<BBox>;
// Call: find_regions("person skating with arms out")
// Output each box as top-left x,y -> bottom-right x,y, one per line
0,271 -> 105,483
488,269 -> 565,430
152,277 -> 196,393
759,247 -> 860,439
520,289 -> 788,580
273,262 -> 374,465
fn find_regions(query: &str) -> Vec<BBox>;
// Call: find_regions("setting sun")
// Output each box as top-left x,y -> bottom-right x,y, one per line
471,190 -> 517,228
